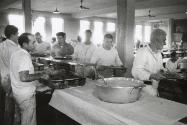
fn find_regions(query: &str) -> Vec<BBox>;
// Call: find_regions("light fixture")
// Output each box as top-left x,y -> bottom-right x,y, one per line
53,8 -> 60,14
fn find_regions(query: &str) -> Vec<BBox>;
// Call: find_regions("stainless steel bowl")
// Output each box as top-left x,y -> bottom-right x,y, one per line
95,77 -> 144,104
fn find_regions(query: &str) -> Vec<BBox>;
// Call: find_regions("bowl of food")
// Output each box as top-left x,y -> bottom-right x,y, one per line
95,77 -> 144,104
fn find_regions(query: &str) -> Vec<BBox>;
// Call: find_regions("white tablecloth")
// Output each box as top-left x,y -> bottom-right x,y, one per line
49,80 -> 187,125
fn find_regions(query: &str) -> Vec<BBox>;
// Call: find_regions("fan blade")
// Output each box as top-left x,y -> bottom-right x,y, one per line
82,6 -> 89,10
80,5 -> 89,10
148,15 -> 155,18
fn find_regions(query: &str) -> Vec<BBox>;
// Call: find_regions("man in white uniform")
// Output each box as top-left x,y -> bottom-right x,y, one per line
132,29 -> 167,96
90,34 -> 123,77
10,33 -> 49,125
73,30 -> 97,78
73,30 -> 96,63
0,25 -> 19,125
33,32 -> 51,56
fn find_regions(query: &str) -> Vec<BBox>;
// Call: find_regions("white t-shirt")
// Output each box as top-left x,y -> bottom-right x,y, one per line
34,41 -> 51,54
90,47 -> 123,66
0,39 -> 19,86
10,48 -> 36,99
73,43 -> 96,63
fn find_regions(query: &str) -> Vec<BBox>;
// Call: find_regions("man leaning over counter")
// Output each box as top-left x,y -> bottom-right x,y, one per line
90,34 -> 123,77
132,29 -> 167,96
32,32 -> 51,56
51,32 -> 74,57
10,33 -> 49,125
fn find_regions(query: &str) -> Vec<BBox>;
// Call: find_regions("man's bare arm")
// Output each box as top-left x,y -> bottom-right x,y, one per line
19,70 -> 43,82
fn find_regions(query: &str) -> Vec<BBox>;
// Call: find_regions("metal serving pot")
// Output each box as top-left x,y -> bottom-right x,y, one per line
95,77 -> 145,104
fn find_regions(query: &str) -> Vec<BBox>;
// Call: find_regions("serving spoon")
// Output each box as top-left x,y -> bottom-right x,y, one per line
98,72 -> 108,86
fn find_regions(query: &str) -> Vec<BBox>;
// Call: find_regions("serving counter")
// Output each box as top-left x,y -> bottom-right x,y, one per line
49,79 -> 187,125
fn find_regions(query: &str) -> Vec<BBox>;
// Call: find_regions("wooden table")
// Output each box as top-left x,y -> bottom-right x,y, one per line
49,80 -> 187,125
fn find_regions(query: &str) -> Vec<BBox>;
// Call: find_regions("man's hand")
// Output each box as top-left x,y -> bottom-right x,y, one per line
44,68 -> 66,76
150,72 -> 166,81
96,65 -> 108,71
43,67 -> 54,75
40,73 -> 50,80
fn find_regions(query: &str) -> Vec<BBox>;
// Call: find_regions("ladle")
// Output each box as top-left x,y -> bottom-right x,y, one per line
97,72 -> 108,86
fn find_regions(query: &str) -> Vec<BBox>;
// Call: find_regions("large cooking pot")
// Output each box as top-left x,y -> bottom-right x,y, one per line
95,77 -> 145,104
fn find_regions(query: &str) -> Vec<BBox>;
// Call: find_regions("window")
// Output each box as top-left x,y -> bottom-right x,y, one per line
144,25 -> 151,43
79,20 -> 90,42
135,25 -> 143,42
106,22 -> 115,33
32,17 -> 46,40
93,21 -> 103,45
51,18 -> 64,37
8,14 -> 24,35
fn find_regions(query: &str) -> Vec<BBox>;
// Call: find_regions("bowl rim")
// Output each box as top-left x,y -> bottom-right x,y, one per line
96,77 -> 144,89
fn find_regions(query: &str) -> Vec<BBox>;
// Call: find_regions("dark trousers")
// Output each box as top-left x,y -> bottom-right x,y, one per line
0,85 -> 15,125
0,86 -> 5,124
158,79 -> 185,104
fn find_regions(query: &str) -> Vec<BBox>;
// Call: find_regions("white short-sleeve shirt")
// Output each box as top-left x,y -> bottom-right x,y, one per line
90,47 -> 123,66
0,39 -> 19,81
10,48 -> 36,98
34,41 -> 51,54
73,43 -> 96,63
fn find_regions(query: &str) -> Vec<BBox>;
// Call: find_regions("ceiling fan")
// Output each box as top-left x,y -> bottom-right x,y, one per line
142,9 -> 155,18
53,8 -> 60,14
80,0 -> 90,10
147,10 -> 155,18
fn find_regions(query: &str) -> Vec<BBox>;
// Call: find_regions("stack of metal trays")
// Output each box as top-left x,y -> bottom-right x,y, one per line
39,74 -> 86,89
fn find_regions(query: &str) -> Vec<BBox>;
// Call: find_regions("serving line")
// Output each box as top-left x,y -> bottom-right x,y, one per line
49,79 -> 187,125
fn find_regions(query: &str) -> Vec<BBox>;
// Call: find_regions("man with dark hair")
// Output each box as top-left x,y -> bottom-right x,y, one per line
90,34 -> 123,77
51,32 -> 74,57
0,25 -> 19,125
4,25 -> 19,40
10,33 -> 49,125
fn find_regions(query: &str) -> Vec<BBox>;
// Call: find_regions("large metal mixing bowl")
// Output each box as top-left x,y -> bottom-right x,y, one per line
95,77 -> 145,104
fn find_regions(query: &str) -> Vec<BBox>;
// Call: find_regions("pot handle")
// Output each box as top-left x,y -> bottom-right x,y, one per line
130,84 -> 145,94
130,87 -> 135,94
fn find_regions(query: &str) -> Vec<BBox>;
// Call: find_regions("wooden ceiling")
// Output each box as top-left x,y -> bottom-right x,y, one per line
1,0 -> 187,19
